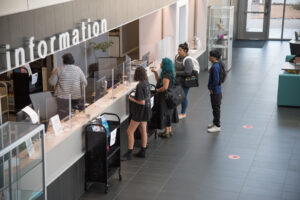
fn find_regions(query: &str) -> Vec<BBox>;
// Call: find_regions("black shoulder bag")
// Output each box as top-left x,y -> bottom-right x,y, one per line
183,70 -> 199,88
164,85 -> 185,109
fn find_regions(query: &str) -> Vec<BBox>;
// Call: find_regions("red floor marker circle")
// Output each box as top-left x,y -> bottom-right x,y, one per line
243,125 -> 253,129
228,155 -> 240,160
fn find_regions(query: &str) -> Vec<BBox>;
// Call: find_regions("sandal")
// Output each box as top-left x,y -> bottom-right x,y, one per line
158,132 -> 170,138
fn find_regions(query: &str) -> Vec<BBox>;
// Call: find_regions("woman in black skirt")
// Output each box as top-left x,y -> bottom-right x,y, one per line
151,58 -> 179,138
122,66 -> 152,161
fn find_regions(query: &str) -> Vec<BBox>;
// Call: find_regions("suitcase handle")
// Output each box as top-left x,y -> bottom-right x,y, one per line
100,113 -> 120,124
150,84 -> 156,90
85,123 -> 108,135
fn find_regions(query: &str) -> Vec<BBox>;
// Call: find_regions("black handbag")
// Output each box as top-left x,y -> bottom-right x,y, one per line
164,85 -> 185,109
183,70 -> 199,88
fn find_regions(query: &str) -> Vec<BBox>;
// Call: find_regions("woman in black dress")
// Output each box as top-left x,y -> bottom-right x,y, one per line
151,58 -> 179,138
122,67 -> 152,161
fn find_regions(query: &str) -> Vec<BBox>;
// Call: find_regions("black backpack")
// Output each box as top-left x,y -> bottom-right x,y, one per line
219,61 -> 226,84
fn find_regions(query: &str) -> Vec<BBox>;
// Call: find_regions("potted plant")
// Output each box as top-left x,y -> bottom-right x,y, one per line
88,41 -> 114,78
89,41 -> 114,53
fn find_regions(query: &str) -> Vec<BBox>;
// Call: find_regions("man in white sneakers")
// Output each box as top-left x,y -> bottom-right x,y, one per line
207,50 -> 222,133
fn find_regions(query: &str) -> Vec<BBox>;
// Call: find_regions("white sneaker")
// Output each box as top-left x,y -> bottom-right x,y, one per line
207,123 -> 214,128
178,114 -> 187,119
208,125 -> 221,133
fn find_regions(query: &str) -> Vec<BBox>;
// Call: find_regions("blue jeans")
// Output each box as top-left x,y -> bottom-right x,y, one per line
180,85 -> 190,114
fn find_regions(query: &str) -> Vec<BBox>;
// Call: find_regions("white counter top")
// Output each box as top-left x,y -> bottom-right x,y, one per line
189,49 -> 206,59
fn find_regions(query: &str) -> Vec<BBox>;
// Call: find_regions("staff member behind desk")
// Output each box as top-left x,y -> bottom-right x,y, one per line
49,53 -> 87,119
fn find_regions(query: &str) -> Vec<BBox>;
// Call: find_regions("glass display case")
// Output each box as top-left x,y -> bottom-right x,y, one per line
208,6 -> 234,71
0,122 -> 46,200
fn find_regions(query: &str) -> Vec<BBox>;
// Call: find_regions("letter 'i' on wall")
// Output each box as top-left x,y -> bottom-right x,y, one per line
29,37 -> 35,61
87,19 -> 92,39
6,45 -> 11,70
0,18 -> 107,71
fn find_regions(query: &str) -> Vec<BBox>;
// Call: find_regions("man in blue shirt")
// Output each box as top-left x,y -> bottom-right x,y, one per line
207,50 -> 222,133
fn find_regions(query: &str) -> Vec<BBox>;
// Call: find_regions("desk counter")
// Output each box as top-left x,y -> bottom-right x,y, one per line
44,64 -> 160,186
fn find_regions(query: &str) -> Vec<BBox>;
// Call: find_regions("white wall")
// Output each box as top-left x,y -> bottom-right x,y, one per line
163,4 -> 177,58
0,0 -> 73,17
139,10 -> 163,63
188,0 -> 196,45
179,5 -> 188,44
196,0 -> 208,51
207,0 -> 231,6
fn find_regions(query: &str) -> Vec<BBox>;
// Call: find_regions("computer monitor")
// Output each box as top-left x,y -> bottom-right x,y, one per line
142,52 -> 150,65
125,55 -> 131,63
95,77 -> 107,100
29,91 -> 58,122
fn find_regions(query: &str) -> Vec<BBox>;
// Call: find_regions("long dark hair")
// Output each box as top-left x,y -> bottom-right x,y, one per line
178,42 -> 189,53
134,66 -> 148,82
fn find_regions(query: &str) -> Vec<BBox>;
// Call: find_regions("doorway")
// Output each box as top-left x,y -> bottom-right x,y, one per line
238,0 -> 272,40
269,0 -> 300,40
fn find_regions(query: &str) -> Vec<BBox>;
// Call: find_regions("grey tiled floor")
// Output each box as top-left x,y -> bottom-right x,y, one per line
81,41 -> 300,200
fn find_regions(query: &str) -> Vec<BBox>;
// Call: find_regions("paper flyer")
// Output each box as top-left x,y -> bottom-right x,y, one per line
110,129 -> 117,146
22,106 -> 39,124
50,114 -> 63,136
25,138 -> 35,158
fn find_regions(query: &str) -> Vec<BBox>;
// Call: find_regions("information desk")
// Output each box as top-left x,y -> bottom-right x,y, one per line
42,50 -> 205,194
44,65 -> 157,187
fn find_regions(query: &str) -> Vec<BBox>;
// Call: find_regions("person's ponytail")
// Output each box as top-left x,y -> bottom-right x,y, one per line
179,42 -> 189,53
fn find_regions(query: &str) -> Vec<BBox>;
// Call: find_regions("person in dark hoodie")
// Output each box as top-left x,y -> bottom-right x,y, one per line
207,50 -> 222,133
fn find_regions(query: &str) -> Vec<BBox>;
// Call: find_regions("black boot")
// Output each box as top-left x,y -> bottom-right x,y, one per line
121,149 -> 133,161
134,147 -> 146,158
